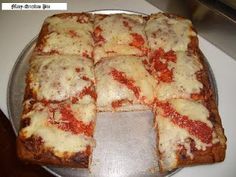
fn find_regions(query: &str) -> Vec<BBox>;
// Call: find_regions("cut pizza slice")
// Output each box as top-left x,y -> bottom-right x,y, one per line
93,14 -> 148,63
34,13 -> 94,58
95,55 -> 157,111
154,98 -> 226,172
143,49 -> 211,101
27,54 -> 96,102
17,97 -> 96,167
145,13 -> 198,53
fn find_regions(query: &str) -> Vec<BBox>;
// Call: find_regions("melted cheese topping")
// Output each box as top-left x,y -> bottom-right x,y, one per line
42,16 -> 93,56
21,102 -> 95,157
145,13 -> 196,52
95,56 -> 157,109
156,52 -> 203,100
71,103 -> 96,124
30,55 -> 94,101
156,99 -> 219,171
170,99 -> 211,128
93,14 -> 147,63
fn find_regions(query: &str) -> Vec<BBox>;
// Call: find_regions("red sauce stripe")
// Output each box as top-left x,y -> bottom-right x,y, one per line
156,101 -> 212,144
79,85 -> 97,100
110,68 -> 141,99
48,104 -> 94,137
129,33 -> 148,55
149,48 -> 177,83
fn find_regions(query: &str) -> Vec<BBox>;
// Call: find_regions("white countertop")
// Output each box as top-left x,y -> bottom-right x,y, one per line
0,0 -> 235,177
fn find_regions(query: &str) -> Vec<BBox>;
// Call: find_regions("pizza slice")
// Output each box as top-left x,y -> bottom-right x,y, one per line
93,14 -> 148,63
143,49 -> 211,101
34,13 -> 94,58
153,98 -> 226,172
145,13 -> 198,53
17,54 -> 97,167
17,97 -> 96,167
27,54 -> 96,102
95,55 -> 157,111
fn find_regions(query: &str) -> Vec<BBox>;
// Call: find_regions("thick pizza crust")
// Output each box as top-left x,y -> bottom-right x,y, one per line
155,97 -> 226,172
17,98 -> 96,168
17,136 -> 91,168
174,98 -> 226,170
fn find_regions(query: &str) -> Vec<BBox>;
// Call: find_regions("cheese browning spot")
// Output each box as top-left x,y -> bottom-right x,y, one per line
68,30 -> 78,38
123,21 -> 132,30
110,68 -> 141,99
157,101 -> 213,144
93,26 -> 105,44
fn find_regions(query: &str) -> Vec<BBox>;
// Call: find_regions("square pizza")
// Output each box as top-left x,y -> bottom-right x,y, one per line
17,98 -> 96,167
153,99 -> 226,172
95,55 -> 157,111
34,13 -> 94,58
17,12 -> 226,173
143,49 -> 212,101
26,54 -> 96,102
145,13 -> 198,53
93,14 -> 148,63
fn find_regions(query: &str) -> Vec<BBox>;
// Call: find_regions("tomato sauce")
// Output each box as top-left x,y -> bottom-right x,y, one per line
48,104 -> 93,137
129,33 -> 148,55
157,101 -> 212,144
150,48 -> 177,83
110,69 -> 141,99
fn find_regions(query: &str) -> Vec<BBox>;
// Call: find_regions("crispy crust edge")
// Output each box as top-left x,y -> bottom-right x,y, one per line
17,136 -> 91,168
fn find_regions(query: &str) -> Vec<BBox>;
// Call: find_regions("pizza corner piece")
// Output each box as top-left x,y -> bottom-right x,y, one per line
17,100 -> 96,168
34,13 -> 94,59
153,98 -> 226,172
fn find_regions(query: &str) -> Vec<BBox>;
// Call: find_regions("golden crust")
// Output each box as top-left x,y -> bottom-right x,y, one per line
17,136 -> 91,168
